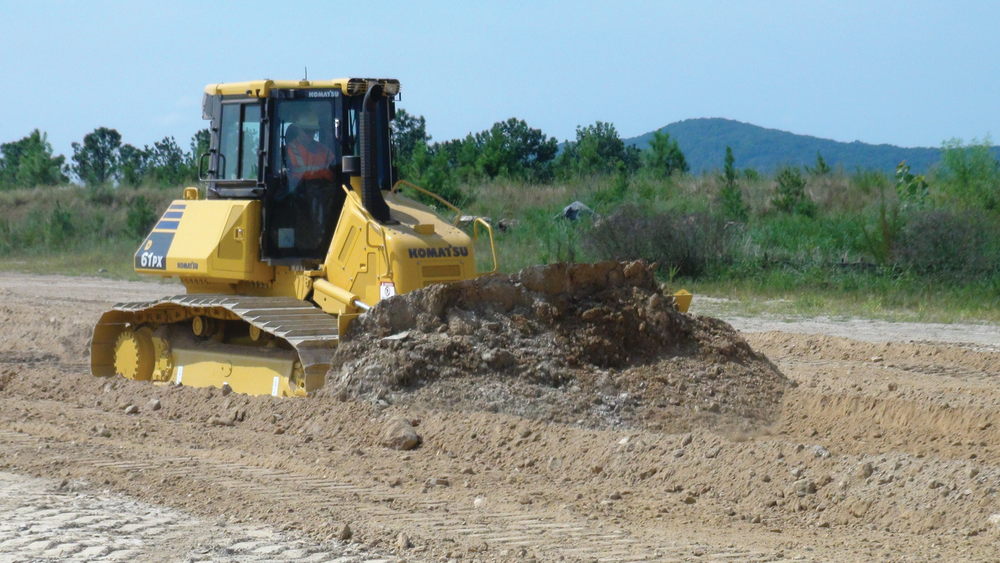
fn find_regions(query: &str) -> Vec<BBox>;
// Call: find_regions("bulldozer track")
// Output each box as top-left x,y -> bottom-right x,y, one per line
110,294 -> 341,377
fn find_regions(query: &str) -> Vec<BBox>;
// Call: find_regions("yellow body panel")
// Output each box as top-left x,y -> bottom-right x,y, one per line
205,78 -> 400,98
134,184 -> 477,308
136,200 -> 272,286
321,186 -> 477,312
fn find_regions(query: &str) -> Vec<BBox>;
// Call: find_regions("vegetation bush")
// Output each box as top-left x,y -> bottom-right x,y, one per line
893,209 -> 1000,277
772,166 -> 816,217
126,196 -> 158,240
585,205 -> 734,278
931,138 -> 1000,211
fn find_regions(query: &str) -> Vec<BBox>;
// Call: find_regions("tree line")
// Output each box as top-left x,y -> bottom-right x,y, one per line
0,127 -> 210,190
391,110 -> 688,203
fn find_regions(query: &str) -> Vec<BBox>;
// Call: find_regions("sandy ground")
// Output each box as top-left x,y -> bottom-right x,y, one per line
1,272 -> 1000,562
692,297 -> 1000,351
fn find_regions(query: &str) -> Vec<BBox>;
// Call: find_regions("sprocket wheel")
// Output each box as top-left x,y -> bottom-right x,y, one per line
114,327 -> 155,381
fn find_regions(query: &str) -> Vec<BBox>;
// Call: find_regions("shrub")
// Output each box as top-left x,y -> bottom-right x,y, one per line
858,199 -> 903,267
126,196 -> 158,239
893,209 -> 1000,276
718,146 -> 747,221
933,138 -> 1000,212
895,161 -> 928,208
584,205 -> 733,278
772,166 -> 816,217
47,203 -> 74,246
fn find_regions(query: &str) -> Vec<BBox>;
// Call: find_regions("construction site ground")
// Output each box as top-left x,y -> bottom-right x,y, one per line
1,272 -> 999,562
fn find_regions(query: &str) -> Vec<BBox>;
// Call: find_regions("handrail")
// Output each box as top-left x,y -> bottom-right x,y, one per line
472,217 -> 499,275
391,180 -> 462,226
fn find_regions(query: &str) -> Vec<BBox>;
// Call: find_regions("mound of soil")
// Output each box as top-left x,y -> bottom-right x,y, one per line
323,261 -> 789,430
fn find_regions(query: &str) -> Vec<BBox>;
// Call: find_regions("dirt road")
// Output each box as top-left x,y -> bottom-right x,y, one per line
1,273 -> 999,562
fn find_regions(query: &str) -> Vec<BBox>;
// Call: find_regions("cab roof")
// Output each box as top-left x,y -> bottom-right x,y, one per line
204,78 -> 400,98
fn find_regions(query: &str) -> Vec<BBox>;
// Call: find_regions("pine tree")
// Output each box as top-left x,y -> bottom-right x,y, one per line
719,146 -> 747,221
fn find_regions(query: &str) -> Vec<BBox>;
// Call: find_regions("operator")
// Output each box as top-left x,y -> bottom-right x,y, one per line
285,112 -> 335,192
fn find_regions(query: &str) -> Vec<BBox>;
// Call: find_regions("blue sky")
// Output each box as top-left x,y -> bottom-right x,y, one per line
1,1 -> 997,159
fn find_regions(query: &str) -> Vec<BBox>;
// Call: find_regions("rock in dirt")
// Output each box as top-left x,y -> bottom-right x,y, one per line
857,462 -> 874,479
792,479 -> 817,496
337,523 -> 352,541
380,417 -> 422,451
123,405 -> 139,415
209,416 -> 234,427
147,399 -> 161,411
397,532 -> 410,549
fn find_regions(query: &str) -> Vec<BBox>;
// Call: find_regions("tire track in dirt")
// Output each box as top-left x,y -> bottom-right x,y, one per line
0,468 -> 404,563
0,423 -> 781,563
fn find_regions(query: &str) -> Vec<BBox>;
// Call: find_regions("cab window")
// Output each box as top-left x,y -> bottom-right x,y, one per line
241,105 -> 261,179
218,103 -> 262,180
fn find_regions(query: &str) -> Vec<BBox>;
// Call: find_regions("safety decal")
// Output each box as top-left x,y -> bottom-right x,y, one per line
380,282 -> 397,300
135,231 -> 174,270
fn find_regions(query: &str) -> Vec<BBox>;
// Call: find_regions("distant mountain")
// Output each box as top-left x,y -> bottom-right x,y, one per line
624,118 -> 954,174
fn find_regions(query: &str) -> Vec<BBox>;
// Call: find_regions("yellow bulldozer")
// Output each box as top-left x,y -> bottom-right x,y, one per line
91,77 -> 692,397
91,78 -> 500,397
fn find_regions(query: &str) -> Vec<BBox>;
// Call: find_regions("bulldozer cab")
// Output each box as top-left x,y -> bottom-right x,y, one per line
202,80 -> 396,265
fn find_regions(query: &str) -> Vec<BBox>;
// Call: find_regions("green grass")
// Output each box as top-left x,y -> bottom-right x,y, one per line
683,273 -> 1000,324
3,173 -> 999,325
0,239 -> 151,280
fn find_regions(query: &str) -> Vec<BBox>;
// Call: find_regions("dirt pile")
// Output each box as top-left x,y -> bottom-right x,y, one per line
323,261 -> 789,430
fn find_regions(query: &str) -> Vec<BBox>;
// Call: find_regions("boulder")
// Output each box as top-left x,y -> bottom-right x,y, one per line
380,417 -> 422,451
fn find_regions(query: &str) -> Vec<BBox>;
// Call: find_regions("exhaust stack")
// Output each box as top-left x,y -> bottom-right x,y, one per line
359,83 -> 393,223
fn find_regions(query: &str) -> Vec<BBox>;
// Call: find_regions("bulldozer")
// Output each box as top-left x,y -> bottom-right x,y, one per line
91,78 -> 500,397
90,77 -> 692,397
